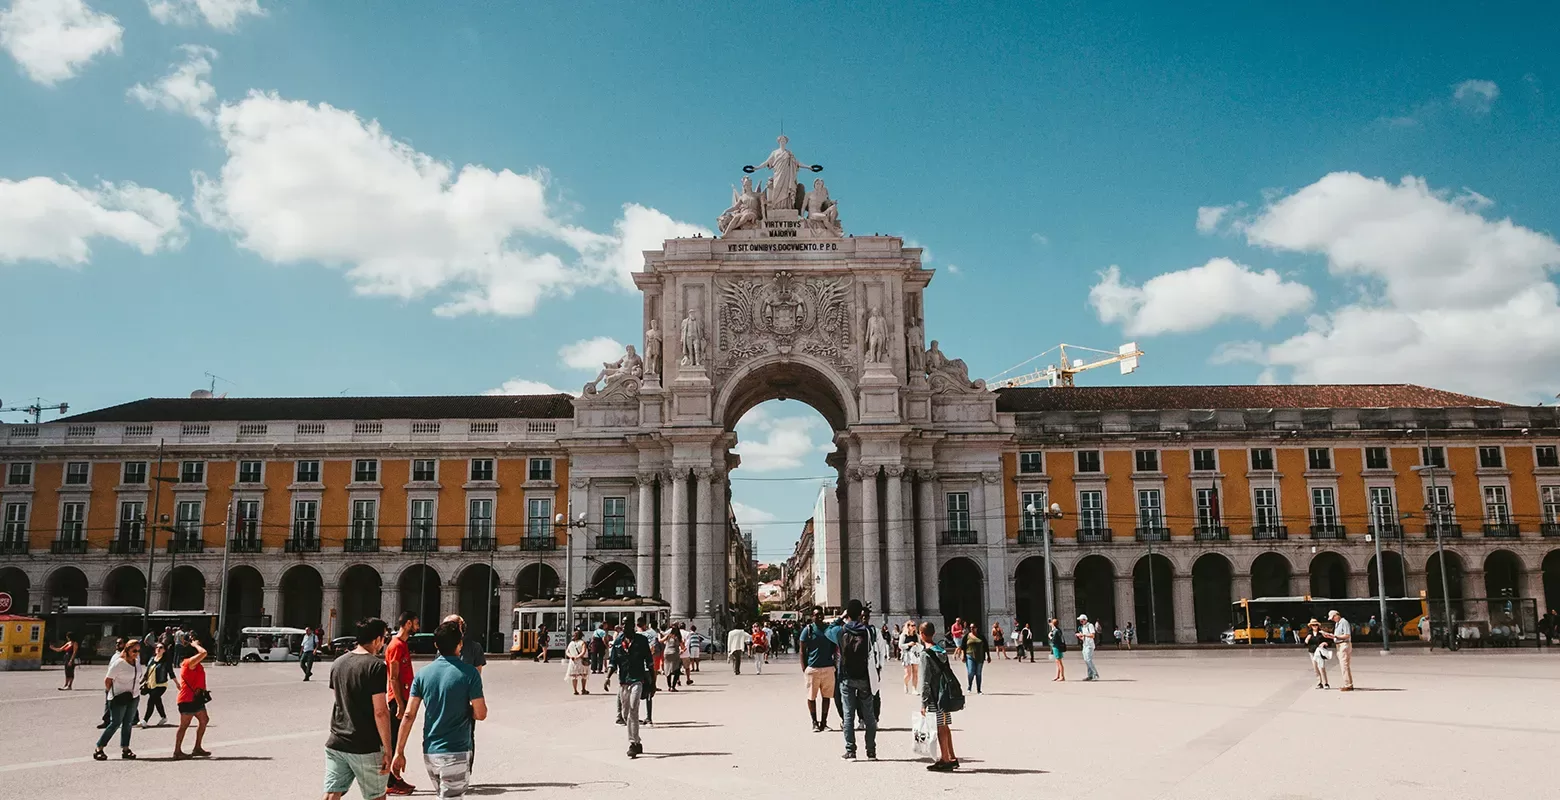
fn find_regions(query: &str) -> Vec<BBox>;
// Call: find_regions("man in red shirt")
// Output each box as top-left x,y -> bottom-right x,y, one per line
385,612 -> 420,796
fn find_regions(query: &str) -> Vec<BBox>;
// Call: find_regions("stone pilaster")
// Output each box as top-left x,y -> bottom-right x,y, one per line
693,467 -> 715,624
668,470 -> 689,618
884,465 -> 912,618
857,467 -> 881,611
916,470 -> 939,620
635,473 -> 656,600
1171,574 -> 1196,644
981,470 -> 1010,626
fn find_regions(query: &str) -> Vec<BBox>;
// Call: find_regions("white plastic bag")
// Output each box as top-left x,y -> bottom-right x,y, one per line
912,711 -> 937,757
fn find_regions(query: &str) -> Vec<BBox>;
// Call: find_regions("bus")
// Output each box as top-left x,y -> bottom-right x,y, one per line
509,597 -> 671,658
1228,596 -> 1428,644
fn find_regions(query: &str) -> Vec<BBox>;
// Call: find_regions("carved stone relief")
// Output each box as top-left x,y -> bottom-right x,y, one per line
716,270 -> 854,378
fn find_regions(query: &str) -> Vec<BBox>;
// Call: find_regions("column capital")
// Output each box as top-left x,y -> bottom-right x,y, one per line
980,471 -> 1002,485
635,471 -> 658,486
691,466 -> 715,481
884,465 -> 907,478
915,469 -> 938,482
666,468 -> 688,484
569,477 -> 591,489
849,466 -> 874,481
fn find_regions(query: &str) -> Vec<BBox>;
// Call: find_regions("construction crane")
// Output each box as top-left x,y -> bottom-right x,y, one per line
987,343 -> 1144,388
0,397 -> 71,424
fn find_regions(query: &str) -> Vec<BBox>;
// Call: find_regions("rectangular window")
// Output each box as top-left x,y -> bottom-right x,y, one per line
353,459 -> 379,483
58,502 -> 85,542
1306,448 -> 1332,471
2,502 -> 28,543
1020,490 -> 1046,531
1310,487 -> 1337,527
469,458 -> 495,482
1365,447 -> 1390,470
1078,490 -> 1104,530
236,499 -> 260,540
1253,487 -> 1279,528
350,499 -> 377,541
1249,448 -> 1275,471
118,501 -> 145,541
1537,446 -> 1560,469
526,497 -> 553,538
1018,452 -> 1043,474
412,459 -> 437,482
174,500 -> 202,543
1136,489 -> 1163,528
1542,486 -> 1560,524
1421,446 -> 1447,469
64,462 -> 90,485
1368,487 -> 1396,530
238,460 -> 263,484
1192,449 -> 1217,472
410,499 -> 435,539
1195,487 -> 1220,527
1426,485 -> 1454,526
121,461 -> 147,484
295,460 -> 321,483
602,496 -> 627,538
945,492 -> 971,532
293,500 -> 319,541
180,460 -> 205,484
5,463 -> 31,486
1483,485 -> 1510,524
528,458 -> 553,481
1076,450 -> 1102,473
1478,446 -> 1504,469
468,498 -> 494,539
1134,450 -> 1160,473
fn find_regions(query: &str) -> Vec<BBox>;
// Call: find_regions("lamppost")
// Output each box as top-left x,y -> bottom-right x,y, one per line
1365,505 -> 1396,653
141,442 -> 174,633
1412,451 -> 1456,651
555,511 -> 588,634
1025,501 -> 1063,625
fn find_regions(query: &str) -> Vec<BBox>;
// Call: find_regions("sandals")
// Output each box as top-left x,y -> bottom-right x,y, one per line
121,749 -> 137,760
172,751 -> 191,760
93,750 -> 108,761
192,748 -> 212,758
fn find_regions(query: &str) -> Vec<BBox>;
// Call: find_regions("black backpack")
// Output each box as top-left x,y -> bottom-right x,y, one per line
932,654 -> 966,712
839,627 -> 869,680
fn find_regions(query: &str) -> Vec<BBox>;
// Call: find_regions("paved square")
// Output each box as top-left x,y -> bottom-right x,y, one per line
1,647 -> 1555,799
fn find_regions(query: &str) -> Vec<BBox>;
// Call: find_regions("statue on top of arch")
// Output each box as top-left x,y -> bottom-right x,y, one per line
718,135 -> 843,238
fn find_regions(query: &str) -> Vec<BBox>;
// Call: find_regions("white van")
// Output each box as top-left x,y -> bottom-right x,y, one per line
239,626 -> 307,662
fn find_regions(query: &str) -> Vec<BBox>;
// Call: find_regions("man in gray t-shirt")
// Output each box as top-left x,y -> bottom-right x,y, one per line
1325,610 -> 1355,691
324,619 -> 392,800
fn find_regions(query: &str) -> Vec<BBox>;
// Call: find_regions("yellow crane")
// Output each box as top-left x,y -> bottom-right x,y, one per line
987,342 -> 1145,388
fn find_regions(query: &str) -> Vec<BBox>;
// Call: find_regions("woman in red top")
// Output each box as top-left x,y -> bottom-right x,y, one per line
173,634 -> 211,759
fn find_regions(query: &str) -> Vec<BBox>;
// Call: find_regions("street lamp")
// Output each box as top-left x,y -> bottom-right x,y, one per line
555,511 -> 588,635
1025,501 -> 1063,627
1412,457 -> 1456,651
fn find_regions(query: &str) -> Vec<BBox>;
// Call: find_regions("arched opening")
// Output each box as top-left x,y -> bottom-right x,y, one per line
1250,552 -> 1292,597
1308,552 -> 1349,599
279,565 -> 323,630
1192,554 -> 1233,643
165,566 -> 206,611
223,566 -> 265,641
102,566 -> 146,608
1133,554 -> 1174,644
938,557 -> 984,632
516,563 -> 560,602
457,564 -> 501,652
1013,556 -> 1055,631
46,566 -> 88,609
340,565 -> 382,634
590,562 -> 636,598
1073,555 -> 1116,632
1484,550 -> 1524,599
1544,550 -> 1560,613
1366,551 -> 1407,597
0,567 -> 30,616
1426,551 -> 1466,621
398,565 -> 441,626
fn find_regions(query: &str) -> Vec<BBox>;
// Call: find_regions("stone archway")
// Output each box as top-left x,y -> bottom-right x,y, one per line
1133,554 -> 1174,644
457,564 -> 501,651
1367,552 -> 1407,597
1013,556 -> 1055,631
398,565 -> 441,625
223,565 -> 265,639
590,562 -> 636,597
1192,553 -> 1233,643
1073,555 -> 1116,632
165,566 -> 206,611
1544,550 -> 1560,613
45,566 -> 88,609
1251,552 -> 1292,597
340,565 -> 382,633
1308,552 -> 1349,599
1426,551 -> 1466,621
938,558 -> 984,632
516,563 -> 560,602
102,565 -> 146,607
1484,550 -> 1524,599
0,567 -> 30,616
279,565 -> 323,630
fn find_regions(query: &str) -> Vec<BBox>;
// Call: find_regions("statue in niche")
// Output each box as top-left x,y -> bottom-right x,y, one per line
905,316 -> 925,375
680,308 -> 707,367
803,178 -> 842,237
925,340 -> 987,393
717,176 -> 763,236
644,319 -> 662,376
865,307 -> 890,364
583,344 -> 643,397
747,135 -> 818,213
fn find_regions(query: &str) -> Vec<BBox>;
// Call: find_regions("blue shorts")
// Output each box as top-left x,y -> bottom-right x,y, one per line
324,748 -> 387,799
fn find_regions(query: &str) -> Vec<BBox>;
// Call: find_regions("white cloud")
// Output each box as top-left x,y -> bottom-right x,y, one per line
483,378 -> 569,396
945,263 -> 963,275
0,0 -> 122,86
558,336 -> 625,371
128,44 -> 216,125
1233,172 -> 1560,401
1196,204 -> 1243,234
145,0 -> 263,31
1031,233 -> 1049,246
0,176 -> 185,265
1451,79 -> 1499,113
192,91 -> 703,318
731,501 -> 779,534
734,412 -> 831,472
1089,259 -> 1314,336
567,203 -> 710,290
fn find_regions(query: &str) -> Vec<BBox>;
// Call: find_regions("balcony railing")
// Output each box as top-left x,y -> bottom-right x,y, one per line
939,530 -> 978,546
1309,524 -> 1346,540
403,537 -> 440,553
1077,528 -> 1113,544
167,537 -> 204,554
521,536 -> 557,551
461,537 -> 496,552
0,537 -> 28,555
1193,525 -> 1229,542
1252,525 -> 1288,541
1017,529 -> 1052,546
1368,524 -> 1403,540
1425,523 -> 1462,539
51,539 -> 88,555
229,537 -> 263,554
1482,522 -> 1520,538
285,537 -> 321,553
108,538 -> 145,554
343,538 -> 380,553
1134,526 -> 1171,543
596,535 -> 633,550
1543,522 -> 1560,538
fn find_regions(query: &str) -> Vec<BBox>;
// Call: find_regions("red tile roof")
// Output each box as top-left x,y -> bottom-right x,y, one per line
994,384 -> 1509,413
57,394 -> 575,423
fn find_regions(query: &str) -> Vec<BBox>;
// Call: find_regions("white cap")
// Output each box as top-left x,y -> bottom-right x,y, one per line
1077,614 -> 1088,621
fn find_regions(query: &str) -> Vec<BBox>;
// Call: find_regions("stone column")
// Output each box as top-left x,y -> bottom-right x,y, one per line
323,584 -> 341,635
1233,572 -> 1253,602
1113,573 -> 1135,633
635,472 -> 655,600
1171,574 -> 1196,644
1463,569 -> 1487,622
440,582 -> 458,623
916,471 -> 940,620
1056,566 -> 1078,632
982,471 -> 1010,627
883,466 -> 911,618
693,467 -> 715,625
1347,570 -> 1370,599
262,586 -> 282,626
857,467 -> 882,612
668,470 -> 689,619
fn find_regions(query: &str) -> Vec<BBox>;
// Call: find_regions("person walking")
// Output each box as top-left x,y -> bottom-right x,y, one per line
1420,613 -> 1432,649
832,600 -> 877,760
140,642 -> 175,728
749,623 -> 767,674
441,614 -> 487,778
1123,622 -> 1136,650
900,620 -> 923,693
533,623 -> 549,663
385,612 -> 420,795
726,625 -> 750,675
52,632 -> 80,690
392,621 -> 487,798
1018,623 -> 1036,663
660,625 -> 683,691
611,617 -> 655,758
172,634 -> 211,759
323,617 -> 393,800
1303,619 -> 1331,689
685,625 -> 704,682
1048,619 -> 1067,681
918,621 -> 960,771
949,618 -> 965,661
798,606 -> 837,732
301,627 -> 319,682
962,626 -> 987,694
590,622 -> 609,674
1077,614 -> 1100,681
762,622 -> 775,665
93,639 -> 142,761
565,630 -> 590,695
1324,610 -> 1354,691
991,622 -> 1007,660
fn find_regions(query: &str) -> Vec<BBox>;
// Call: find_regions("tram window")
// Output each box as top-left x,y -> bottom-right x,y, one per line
542,613 -> 559,631
590,612 -> 605,627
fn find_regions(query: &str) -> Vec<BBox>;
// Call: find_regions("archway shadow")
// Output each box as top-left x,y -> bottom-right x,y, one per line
961,767 -> 1049,775
469,784 -> 580,795
639,751 -> 732,759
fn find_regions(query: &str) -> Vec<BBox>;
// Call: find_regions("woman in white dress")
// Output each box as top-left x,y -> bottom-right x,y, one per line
900,620 -> 923,694
565,630 -> 590,695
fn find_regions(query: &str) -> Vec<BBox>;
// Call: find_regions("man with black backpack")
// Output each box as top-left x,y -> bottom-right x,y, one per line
830,600 -> 877,760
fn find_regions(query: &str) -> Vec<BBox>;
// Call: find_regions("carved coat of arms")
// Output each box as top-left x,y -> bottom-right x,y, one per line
718,271 -> 852,374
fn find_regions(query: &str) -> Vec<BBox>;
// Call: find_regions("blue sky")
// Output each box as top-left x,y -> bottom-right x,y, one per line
4,1 -> 1559,562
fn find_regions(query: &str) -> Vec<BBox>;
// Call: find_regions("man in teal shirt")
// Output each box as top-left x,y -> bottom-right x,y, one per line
392,621 -> 487,798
